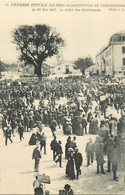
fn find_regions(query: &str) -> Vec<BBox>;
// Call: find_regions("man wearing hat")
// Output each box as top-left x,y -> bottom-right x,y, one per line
74,148 -> 83,179
32,143 -> 41,172
55,140 -> 63,168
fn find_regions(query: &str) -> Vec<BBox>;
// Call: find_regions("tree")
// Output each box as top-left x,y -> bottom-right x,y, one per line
12,24 -> 65,79
74,57 -> 94,75
0,60 -> 14,72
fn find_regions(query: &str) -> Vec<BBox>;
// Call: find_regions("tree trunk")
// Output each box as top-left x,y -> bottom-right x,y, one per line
35,64 -> 42,81
34,67 -> 37,74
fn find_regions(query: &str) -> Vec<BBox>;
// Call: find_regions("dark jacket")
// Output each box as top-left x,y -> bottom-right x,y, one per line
18,126 -> 24,134
74,152 -> 83,166
32,147 -> 41,159
82,118 -> 87,127
50,139 -> 57,151
2,119 -> 7,129
4,129 -> 11,137
56,144 -> 63,155
40,135 -> 46,145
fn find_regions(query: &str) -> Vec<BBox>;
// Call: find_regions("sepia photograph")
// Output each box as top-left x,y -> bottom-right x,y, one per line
0,0 -> 125,194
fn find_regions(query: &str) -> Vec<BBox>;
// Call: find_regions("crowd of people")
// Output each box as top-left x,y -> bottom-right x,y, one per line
0,75 -> 125,194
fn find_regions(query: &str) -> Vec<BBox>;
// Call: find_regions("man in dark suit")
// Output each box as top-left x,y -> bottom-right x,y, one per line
74,148 -> 83,179
50,136 -> 57,161
55,141 -> 63,168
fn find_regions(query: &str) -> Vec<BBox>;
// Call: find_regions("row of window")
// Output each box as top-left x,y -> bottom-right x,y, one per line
111,35 -> 125,43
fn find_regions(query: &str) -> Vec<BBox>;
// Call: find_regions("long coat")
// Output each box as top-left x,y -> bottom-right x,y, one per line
85,142 -> 94,155
112,147 -> 120,165
89,118 -> 94,134
97,152 -> 105,165
106,145 -> 114,161
92,118 -> 99,134
66,155 -> 75,179
64,124 -> 72,135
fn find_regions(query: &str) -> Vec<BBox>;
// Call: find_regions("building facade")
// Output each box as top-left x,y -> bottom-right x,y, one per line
53,61 -> 81,76
96,30 -> 125,78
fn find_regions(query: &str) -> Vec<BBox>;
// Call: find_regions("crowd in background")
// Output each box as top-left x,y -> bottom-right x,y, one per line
1,76 -> 124,137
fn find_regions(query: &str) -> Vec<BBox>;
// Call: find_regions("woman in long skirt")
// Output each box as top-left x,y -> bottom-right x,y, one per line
66,149 -> 75,180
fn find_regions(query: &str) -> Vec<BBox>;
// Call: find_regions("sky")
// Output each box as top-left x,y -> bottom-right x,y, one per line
0,0 -> 125,64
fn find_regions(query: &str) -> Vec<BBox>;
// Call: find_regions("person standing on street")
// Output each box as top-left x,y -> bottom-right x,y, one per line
106,139 -> 114,172
55,140 -> 63,168
40,132 -> 47,154
74,148 -> 83,179
82,114 -> 87,134
66,148 -> 75,180
50,136 -> 58,161
112,145 -> 120,181
65,136 -> 72,159
85,138 -> 94,166
94,137 -> 106,174
4,126 -> 13,146
50,117 -> 57,136
32,143 -> 41,172
18,122 -> 24,141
